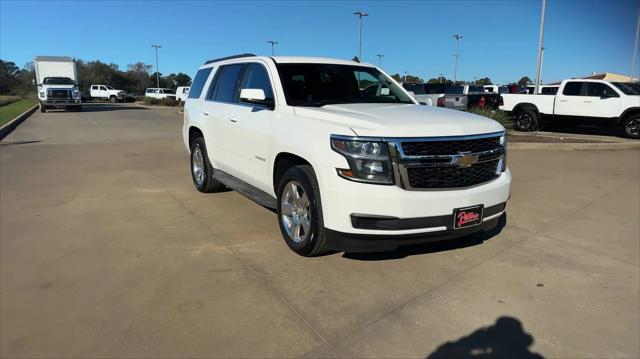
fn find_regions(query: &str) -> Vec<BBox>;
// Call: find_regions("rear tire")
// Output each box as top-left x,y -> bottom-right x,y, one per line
276,165 -> 329,257
514,109 -> 539,132
621,114 -> 640,139
190,137 -> 226,193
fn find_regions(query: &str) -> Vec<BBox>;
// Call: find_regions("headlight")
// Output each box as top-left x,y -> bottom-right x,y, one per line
39,92 -> 45,98
73,90 -> 82,99
330,135 -> 394,184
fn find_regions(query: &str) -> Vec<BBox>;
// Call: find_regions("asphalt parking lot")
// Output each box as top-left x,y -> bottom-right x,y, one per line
1,103 -> 638,358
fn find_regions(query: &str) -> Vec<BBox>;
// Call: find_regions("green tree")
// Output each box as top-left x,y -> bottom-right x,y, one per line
476,77 -> 492,85
0,60 -> 20,94
517,76 -> 531,87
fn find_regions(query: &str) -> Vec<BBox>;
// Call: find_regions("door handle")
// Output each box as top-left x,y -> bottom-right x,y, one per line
584,101 -> 592,103
559,100 -> 567,102
229,117 -> 238,123
203,111 -> 210,116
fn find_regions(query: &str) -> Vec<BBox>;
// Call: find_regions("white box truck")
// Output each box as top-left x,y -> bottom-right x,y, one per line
34,56 -> 82,112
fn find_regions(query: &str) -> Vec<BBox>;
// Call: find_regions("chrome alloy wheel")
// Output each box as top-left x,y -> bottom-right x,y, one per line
192,145 -> 205,187
625,118 -> 640,137
280,181 -> 311,243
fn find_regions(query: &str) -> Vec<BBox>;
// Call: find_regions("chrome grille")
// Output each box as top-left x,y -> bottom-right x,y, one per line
48,89 -> 72,99
401,136 -> 500,156
406,159 -> 500,188
390,132 -> 505,190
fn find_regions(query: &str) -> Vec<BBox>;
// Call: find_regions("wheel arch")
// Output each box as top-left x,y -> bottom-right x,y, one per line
273,152 -> 312,193
188,126 -> 204,147
618,107 -> 640,125
513,102 -> 540,116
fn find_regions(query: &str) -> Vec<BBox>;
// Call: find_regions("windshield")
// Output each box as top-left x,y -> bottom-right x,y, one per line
468,86 -> 484,93
43,77 -> 74,85
277,63 -> 414,106
498,86 -> 509,94
612,82 -> 640,95
163,89 -> 175,94
106,86 -> 114,90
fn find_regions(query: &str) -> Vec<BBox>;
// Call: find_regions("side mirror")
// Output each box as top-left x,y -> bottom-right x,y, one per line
240,88 -> 273,107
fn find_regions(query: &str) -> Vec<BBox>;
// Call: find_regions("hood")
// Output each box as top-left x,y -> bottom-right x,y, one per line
41,84 -> 76,90
293,103 -> 505,137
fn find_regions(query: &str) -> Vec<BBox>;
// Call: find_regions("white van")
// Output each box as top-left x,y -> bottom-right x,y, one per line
145,88 -> 176,99
176,86 -> 190,103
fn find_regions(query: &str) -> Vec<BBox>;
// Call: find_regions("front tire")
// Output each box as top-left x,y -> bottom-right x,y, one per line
190,137 -> 226,193
110,96 -> 117,103
514,109 -> 539,132
276,165 -> 329,256
621,114 -> 640,139
39,102 -> 46,113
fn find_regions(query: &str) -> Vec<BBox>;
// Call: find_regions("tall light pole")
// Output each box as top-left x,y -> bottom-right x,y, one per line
267,40 -> 279,56
151,44 -> 162,88
534,0 -> 547,94
632,8 -> 640,80
376,54 -> 384,67
540,47 -> 546,85
452,34 -> 463,83
404,71 -> 408,83
440,73 -> 444,83
353,11 -> 369,62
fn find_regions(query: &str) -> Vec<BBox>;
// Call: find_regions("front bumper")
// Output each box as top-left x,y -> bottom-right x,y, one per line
326,215 -> 504,252
42,99 -> 82,106
316,163 -> 511,237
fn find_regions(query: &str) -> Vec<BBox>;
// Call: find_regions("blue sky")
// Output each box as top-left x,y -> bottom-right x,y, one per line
1,0 -> 638,84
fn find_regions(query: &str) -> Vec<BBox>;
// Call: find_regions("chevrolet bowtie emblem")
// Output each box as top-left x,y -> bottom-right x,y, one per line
451,152 -> 479,167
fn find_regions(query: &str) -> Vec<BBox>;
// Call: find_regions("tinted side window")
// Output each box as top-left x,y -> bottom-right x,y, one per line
586,83 -> 619,98
188,67 -> 213,99
212,64 -> 244,103
562,82 -> 584,96
424,84 -> 445,94
541,87 -> 558,95
240,64 -> 274,101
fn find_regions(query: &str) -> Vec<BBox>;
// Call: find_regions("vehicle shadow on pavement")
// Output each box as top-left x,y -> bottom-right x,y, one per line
80,104 -> 148,112
426,316 -> 545,359
540,122 -> 623,138
343,214 -> 507,261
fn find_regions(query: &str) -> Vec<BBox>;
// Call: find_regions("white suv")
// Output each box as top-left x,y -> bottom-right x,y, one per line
183,54 -> 511,256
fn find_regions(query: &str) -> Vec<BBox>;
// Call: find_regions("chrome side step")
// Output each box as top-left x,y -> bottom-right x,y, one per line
213,170 -> 277,209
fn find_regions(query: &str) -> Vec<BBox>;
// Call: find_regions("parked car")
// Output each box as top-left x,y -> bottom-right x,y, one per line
403,83 -> 501,110
483,85 -> 509,94
176,86 -> 190,103
34,56 -> 82,112
145,88 -> 176,99
500,79 -> 640,138
90,84 -> 126,102
183,54 -> 511,256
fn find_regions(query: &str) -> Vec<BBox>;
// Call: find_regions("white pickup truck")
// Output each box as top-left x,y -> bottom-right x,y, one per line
90,85 -> 126,102
183,54 -> 511,256
500,79 -> 640,138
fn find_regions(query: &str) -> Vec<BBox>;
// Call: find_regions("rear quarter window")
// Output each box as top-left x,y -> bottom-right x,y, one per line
188,67 -> 213,99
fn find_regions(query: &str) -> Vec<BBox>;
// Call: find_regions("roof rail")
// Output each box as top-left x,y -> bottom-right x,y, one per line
204,53 -> 256,65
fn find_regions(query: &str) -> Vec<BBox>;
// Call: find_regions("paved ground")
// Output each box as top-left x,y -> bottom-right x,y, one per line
1,103 -> 639,358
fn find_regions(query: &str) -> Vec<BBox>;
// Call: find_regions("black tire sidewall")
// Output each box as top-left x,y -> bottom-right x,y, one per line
515,109 -> 538,132
622,115 -> 640,139
276,166 -> 322,255
190,138 -> 209,191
